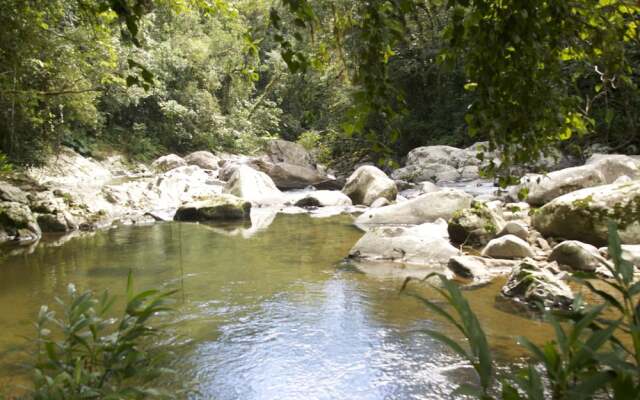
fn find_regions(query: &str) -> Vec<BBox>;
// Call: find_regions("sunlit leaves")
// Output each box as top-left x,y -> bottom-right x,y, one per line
444,0 -> 637,177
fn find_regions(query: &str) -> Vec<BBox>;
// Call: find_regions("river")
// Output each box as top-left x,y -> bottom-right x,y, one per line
0,213 -> 553,399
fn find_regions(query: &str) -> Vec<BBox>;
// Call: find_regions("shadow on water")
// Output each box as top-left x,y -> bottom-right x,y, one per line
0,213 -> 553,399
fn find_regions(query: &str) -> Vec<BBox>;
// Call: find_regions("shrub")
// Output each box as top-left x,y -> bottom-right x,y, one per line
28,272 -> 178,399
0,152 -> 12,174
402,222 -> 640,399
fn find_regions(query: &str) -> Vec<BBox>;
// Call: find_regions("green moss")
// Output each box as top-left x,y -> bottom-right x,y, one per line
484,222 -> 497,234
572,195 -> 594,209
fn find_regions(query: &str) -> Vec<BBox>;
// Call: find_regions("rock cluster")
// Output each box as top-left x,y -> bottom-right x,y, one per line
1,140 -> 638,314
344,143 -> 640,311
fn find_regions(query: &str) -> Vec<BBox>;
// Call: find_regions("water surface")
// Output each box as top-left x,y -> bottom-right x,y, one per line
0,214 -> 552,399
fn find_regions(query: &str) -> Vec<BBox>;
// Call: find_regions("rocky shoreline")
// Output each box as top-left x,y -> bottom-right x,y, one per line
1,140 -> 639,311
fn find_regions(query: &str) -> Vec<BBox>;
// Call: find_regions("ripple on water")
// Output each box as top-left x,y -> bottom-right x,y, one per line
0,214 -> 552,399
184,278 -> 475,400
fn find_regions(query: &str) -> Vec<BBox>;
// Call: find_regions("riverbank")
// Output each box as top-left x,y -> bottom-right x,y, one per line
1,139 -> 639,313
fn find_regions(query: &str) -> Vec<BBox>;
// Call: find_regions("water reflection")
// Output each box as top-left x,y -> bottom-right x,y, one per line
189,276 -> 469,400
0,214 -> 552,399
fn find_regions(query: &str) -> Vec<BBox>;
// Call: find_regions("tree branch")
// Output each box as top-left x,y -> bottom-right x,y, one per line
1,87 -> 103,97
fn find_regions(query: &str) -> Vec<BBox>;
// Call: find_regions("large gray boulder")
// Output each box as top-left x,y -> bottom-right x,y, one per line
391,144 -> 490,183
223,165 -> 284,206
0,201 -> 41,242
549,240 -> 609,272
342,166 -> 397,206
265,139 -> 315,167
532,180 -> 640,246
519,155 -> 638,206
585,154 -> 640,182
251,159 -> 331,190
501,259 -> 574,309
392,163 -> 460,183
448,202 -> 505,247
519,166 -> 606,206
405,145 -> 483,168
481,234 -> 535,259
0,181 -> 29,204
174,194 -> 251,222
355,189 -> 472,225
151,154 -> 187,173
348,220 -> 460,266
184,151 -> 220,170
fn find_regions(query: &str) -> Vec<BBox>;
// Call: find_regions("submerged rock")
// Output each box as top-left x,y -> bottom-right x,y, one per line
342,166 -> 397,206
501,259 -> 573,310
174,194 -> 251,222
481,235 -> 535,259
532,180 -> 640,246
355,189 -> 472,225
37,211 -> 78,233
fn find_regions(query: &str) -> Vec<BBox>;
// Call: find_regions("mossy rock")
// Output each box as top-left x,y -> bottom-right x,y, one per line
501,259 -> 573,310
0,201 -> 41,241
448,201 -> 505,247
533,181 -> 640,246
174,194 -> 251,222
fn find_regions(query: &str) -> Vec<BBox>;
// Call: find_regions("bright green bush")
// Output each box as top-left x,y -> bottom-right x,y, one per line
28,272 -> 178,399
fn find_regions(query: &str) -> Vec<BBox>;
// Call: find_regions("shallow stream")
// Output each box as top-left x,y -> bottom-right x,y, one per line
0,214 -> 553,399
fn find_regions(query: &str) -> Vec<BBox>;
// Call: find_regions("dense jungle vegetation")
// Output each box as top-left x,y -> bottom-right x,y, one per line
1,2 -> 640,399
1,0 -> 638,174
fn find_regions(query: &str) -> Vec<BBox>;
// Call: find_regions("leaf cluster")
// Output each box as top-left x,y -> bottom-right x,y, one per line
29,271 -> 178,399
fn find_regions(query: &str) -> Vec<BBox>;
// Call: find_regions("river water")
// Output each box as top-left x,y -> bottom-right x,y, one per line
0,213 -> 553,399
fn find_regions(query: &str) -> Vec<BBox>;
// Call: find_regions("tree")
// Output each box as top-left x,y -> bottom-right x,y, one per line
272,0 -> 640,174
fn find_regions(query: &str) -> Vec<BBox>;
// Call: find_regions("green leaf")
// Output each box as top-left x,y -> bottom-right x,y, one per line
420,329 -> 470,361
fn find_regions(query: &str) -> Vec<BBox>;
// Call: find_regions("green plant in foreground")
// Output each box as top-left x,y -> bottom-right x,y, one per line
29,272 -> 177,400
403,222 -> 640,399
